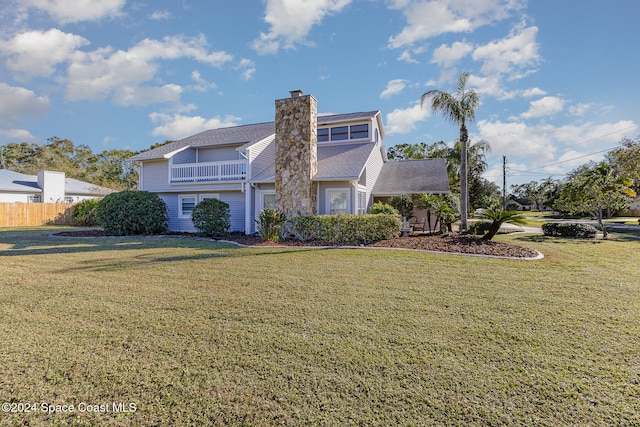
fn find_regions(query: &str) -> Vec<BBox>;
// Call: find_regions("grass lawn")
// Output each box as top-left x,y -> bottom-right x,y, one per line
0,227 -> 638,426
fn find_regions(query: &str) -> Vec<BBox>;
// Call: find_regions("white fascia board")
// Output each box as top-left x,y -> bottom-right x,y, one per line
374,111 -> 385,141
163,145 -> 191,159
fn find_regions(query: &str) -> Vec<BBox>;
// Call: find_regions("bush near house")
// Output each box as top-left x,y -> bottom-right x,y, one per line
191,198 -> 231,237
288,214 -> 402,244
256,209 -> 287,242
370,202 -> 399,215
71,199 -> 101,226
96,190 -> 168,236
542,222 -> 598,238
389,194 -> 414,220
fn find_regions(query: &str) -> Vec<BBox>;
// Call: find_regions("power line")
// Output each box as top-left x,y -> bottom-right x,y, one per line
506,124 -> 638,175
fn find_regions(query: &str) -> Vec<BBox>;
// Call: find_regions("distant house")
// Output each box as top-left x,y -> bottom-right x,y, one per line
129,91 -> 450,234
0,169 -> 114,203
506,195 -> 537,211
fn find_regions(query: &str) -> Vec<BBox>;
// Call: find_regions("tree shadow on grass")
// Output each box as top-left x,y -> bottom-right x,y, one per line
0,227 -> 333,264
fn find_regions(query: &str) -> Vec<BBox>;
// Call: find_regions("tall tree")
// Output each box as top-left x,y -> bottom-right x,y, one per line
606,137 -> 640,189
554,161 -> 636,239
421,71 -> 480,230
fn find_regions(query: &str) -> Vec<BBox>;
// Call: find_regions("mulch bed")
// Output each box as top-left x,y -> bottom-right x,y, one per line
53,230 -> 540,259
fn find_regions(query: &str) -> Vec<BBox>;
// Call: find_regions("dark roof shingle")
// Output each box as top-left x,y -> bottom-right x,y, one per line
372,159 -> 450,196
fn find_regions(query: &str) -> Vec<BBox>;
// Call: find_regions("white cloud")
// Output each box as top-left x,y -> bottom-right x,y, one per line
252,0 -> 352,54
0,128 -> 39,143
0,83 -> 50,127
477,118 -> 638,169
112,84 -> 183,106
237,58 -> 256,81
431,41 -> 473,68
149,113 -> 242,140
388,0 -> 526,48
1,28 -> 90,79
477,119 -> 557,162
190,70 -> 217,92
150,10 -> 171,20
472,24 -> 541,77
380,79 -> 409,98
520,96 -> 565,119
20,0 -> 126,24
522,87 -> 546,97
65,35 -> 233,105
385,102 -> 431,135
568,102 -> 593,117
0,83 -> 49,143
398,50 -> 419,64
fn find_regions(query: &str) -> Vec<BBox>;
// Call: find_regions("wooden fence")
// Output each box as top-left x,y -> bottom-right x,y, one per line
0,203 -> 75,227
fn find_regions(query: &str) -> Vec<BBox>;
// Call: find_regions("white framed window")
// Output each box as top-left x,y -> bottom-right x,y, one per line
317,124 -> 369,142
261,190 -> 276,211
179,195 -> 197,218
356,191 -> 367,215
326,188 -> 350,215
28,195 -> 41,203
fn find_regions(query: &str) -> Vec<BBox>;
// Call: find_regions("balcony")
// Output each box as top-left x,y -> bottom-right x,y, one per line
170,160 -> 247,183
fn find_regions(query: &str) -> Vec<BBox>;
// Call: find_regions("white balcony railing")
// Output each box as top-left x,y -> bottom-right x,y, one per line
170,160 -> 247,183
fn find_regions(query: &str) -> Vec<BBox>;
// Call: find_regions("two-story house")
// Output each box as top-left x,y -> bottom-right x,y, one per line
129,91 -> 449,234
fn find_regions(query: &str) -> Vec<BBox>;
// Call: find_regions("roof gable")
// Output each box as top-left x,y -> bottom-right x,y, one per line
130,122 -> 276,161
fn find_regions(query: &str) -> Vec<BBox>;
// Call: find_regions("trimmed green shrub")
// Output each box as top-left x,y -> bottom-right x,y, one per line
256,209 -> 287,242
71,198 -> 101,226
287,215 -> 321,241
191,198 -> 230,237
96,190 -> 168,236
288,214 -> 402,244
370,202 -> 399,215
542,222 -> 597,238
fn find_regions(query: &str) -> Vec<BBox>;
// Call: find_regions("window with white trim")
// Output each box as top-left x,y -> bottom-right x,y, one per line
317,124 -> 370,142
262,191 -> 276,211
357,191 -> 367,215
326,189 -> 349,215
179,195 -> 197,218
28,195 -> 41,203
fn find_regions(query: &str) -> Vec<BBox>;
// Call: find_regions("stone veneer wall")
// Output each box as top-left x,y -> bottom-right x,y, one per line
274,94 -> 318,216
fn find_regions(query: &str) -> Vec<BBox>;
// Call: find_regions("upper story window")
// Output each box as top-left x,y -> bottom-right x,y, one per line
317,124 -> 369,142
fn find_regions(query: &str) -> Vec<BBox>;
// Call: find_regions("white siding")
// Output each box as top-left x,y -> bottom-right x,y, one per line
361,141 -> 385,212
140,160 -> 169,192
0,192 -> 31,203
160,191 -> 246,232
173,148 -> 196,164
198,146 -> 242,162
249,136 -> 275,180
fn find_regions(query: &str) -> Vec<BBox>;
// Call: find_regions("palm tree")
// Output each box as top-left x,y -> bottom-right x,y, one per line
421,71 -> 480,231
478,208 -> 526,241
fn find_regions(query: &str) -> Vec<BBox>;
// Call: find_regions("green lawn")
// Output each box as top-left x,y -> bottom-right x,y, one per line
0,227 -> 638,426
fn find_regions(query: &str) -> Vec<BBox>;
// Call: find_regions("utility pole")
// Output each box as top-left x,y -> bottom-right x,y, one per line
503,155 -> 507,210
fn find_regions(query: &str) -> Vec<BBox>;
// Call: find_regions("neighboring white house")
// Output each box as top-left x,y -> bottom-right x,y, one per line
0,169 -> 114,203
129,91 -> 450,234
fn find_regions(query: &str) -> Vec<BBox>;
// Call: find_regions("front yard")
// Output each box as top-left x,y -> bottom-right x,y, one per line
0,228 -> 638,426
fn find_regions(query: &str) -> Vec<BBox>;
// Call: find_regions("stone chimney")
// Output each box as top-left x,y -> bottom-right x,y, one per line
274,90 -> 318,216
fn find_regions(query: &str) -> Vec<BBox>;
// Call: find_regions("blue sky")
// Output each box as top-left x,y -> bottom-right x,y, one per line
1,0 -> 638,187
